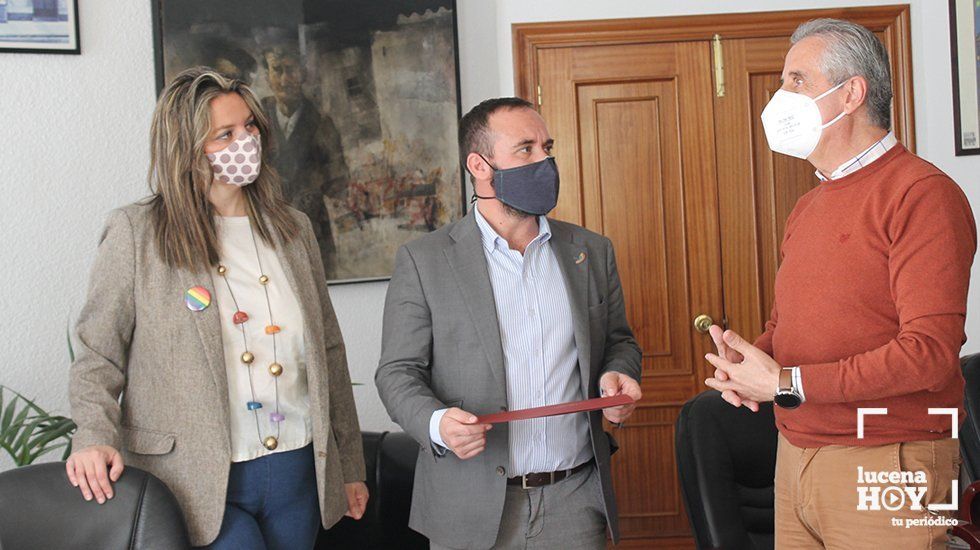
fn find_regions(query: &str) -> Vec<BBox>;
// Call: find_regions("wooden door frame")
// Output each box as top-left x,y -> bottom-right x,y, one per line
513,4 -> 915,151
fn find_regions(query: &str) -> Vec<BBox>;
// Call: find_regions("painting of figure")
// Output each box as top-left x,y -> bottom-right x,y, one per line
154,0 -> 463,280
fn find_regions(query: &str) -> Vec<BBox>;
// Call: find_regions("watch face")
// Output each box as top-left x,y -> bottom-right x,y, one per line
774,392 -> 801,409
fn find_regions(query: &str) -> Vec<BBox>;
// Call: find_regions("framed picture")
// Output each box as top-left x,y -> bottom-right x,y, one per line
950,0 -> 980,155
152,0 -> 465,283
0,0 -> 79,54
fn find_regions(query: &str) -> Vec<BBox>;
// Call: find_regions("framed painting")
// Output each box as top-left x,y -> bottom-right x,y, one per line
0,0 -> 79,54
152,0 -> 465,283
950,0 -> 980,155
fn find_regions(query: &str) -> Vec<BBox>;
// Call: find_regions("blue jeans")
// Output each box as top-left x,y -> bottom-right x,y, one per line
199,444 -> 321,550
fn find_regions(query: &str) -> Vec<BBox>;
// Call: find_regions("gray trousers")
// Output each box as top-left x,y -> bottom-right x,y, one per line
430,464 -> 607,550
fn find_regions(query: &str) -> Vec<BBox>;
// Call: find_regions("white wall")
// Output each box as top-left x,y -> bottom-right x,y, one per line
0,0 -> 977,469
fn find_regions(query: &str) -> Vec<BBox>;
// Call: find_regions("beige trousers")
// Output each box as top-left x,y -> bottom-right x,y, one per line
775,433 -> 959,549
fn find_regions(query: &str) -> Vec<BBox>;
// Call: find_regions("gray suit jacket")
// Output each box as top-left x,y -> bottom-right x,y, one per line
69,202 -> 366,546
375,210 -> 642,548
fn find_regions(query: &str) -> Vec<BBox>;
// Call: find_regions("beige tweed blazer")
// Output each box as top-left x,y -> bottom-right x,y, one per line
69,202 -> 365,546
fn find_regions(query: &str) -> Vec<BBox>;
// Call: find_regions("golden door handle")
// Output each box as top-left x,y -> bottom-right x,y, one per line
693,314 -> 713,334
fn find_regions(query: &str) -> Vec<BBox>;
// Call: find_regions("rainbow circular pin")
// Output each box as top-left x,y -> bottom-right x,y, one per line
185,286 -> 211,312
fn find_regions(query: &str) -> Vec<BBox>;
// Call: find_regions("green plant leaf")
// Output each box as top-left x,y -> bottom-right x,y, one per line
13,418 -> 43,466
0,440 -> 17,463
14,417 -> 43,452
67,320 -> 75,363
10,390 -> 47,416
22,417 -> 74,466
4,407 -> 32,448
28,418 -> 76,452
0,385 -> 76,467
0,392 -> 18,438
31,442 -> 70,463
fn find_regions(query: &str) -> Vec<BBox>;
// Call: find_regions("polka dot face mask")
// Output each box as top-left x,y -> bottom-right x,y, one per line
207,131 -> 262,187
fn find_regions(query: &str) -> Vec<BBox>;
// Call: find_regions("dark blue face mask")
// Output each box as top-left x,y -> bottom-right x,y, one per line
472,155 -> 560,216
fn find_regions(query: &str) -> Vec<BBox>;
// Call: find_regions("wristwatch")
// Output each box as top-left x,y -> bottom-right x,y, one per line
774,367 -> 803,409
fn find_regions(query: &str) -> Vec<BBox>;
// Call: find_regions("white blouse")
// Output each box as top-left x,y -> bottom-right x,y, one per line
213,216 -> 311,462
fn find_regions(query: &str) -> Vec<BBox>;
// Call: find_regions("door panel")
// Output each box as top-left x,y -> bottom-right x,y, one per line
538,40 -> 722,542
580,84 -> 676,377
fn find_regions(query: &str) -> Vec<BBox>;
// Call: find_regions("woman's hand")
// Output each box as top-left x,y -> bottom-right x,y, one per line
65,445 -> 124,504
343,481 -> 369,520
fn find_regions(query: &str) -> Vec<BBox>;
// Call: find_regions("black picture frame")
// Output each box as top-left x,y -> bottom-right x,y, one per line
151,0 -> 466,284
0,0 -> 80,54
950,0 -> 980,156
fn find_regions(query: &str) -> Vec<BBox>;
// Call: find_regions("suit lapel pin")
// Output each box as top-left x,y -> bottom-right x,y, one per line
575,251 -> 587,265
185,286 -> 211,312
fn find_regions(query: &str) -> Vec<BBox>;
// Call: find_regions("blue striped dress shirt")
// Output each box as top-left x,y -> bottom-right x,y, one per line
429,205 -> 593,476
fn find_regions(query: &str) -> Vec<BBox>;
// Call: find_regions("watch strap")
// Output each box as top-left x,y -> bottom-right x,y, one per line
779,367 -> 793,392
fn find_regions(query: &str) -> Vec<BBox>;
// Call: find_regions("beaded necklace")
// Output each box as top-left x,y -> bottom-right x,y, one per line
216,221 -> 284,451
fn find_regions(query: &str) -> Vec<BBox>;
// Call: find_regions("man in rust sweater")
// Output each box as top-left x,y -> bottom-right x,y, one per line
704,19 -> 977,548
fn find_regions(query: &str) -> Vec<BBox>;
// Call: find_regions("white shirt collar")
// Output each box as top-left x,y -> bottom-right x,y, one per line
473,204 -> 551,254
815,131 -> 897,181
277,102 -> 304,141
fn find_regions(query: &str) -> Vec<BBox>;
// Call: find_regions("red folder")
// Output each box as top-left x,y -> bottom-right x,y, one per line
475,394 -> 634,424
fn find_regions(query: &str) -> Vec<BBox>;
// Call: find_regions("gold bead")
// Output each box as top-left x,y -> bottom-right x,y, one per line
241,351 -> 254,364
268,362 -> 283,377
263,436 -> 278,450
259,275 -> 269,285
217,265 -> 227,275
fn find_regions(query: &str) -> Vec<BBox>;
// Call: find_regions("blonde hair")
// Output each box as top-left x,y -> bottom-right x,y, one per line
147,66 -> 299,271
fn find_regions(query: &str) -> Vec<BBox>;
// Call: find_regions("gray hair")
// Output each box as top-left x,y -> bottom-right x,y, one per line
791,18 -> 892,129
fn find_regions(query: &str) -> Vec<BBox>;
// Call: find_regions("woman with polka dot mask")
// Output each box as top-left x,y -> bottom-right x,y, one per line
66,67 -> 368,549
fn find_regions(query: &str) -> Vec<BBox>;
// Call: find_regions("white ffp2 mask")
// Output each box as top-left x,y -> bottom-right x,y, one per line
760,82 -> 846,159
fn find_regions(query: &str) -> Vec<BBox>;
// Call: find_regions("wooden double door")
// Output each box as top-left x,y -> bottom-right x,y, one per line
514,6 -> 914,548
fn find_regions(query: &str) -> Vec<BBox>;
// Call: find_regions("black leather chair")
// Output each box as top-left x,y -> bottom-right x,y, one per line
676,390 -> 778,550
941,354 -> 980,548
960,353 -> 980,484
0,462 -> 190,550
317,431 -> 427,549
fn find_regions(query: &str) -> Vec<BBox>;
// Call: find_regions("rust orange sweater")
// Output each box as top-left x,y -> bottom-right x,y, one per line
755,145 -> 977,448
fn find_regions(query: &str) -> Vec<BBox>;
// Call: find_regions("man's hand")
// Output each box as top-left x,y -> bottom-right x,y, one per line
599,372 -> 642,424
704,329 -> 781,405
344,481 -> 369,520
439,407 -> 492,459
707,325 -> 760,411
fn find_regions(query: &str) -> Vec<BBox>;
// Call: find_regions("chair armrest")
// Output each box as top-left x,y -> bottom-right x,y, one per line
952,524 -> 980,549
962,480 -> 980,522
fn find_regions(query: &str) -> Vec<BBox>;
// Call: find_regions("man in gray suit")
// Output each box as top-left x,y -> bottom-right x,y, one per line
376,97 -> 642,549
